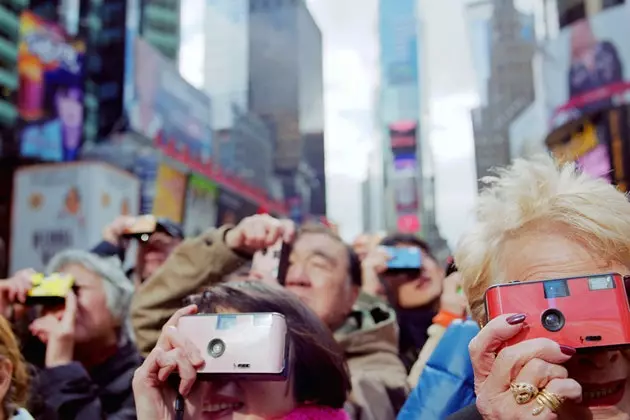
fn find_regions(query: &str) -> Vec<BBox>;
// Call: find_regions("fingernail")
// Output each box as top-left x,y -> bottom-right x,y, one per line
506,313 -> 527,325
560,345 -> 576,356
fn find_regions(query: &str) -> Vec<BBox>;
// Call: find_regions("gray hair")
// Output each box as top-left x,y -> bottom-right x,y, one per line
46,250 -> 135,340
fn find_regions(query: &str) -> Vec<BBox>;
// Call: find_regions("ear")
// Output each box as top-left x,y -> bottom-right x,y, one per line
0,358 -> 14,404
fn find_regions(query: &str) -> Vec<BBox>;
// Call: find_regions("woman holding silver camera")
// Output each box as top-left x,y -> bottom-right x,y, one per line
447,155 -> 630,420
132,281 -> 351,419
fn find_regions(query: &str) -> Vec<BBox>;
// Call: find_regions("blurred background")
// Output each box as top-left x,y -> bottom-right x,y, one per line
0,0 -> 625,275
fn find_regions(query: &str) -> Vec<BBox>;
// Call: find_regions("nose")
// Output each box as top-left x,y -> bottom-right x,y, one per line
286,263 -> 307,282
576,351 -> 620,369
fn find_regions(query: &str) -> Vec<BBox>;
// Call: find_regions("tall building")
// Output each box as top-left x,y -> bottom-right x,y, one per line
203,0 -> 248,130
140,0 -> 181,61
79,0 -> 129,145
470,0 -> 535,190
248,0 -> 324,219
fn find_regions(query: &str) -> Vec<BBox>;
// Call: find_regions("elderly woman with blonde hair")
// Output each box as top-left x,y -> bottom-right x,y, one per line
447,155 -> 630,420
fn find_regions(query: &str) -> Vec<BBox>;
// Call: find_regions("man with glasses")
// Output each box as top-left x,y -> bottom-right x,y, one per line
130,215 -> 407,420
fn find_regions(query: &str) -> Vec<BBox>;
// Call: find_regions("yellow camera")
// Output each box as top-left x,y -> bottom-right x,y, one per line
27,273 -> 75,305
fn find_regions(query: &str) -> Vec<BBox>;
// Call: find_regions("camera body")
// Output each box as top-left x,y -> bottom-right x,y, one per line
383,247 -> 422,272
485,273 -> 630,351
121,215 -> 157,241
27,273 -> 74,306
177,312 -> 288,380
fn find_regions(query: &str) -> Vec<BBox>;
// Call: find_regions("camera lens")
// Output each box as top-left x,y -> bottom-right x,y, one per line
541,309 -> 565,332
207,338 -> 226,358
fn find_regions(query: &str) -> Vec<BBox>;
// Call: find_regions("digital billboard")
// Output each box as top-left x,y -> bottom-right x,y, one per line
17,11 -> 86,162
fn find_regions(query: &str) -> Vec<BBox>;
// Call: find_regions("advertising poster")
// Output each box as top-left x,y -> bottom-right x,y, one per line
393,157 -> 420,214
10,162 -> 139,273
129,38 -> 212,167
543,5 -> 630,130
216,187 -> 257,226
17,11 -> 86,162
550,120 -> 613,183
389,121 -> 418,155
152,164 -> 187,223
184,175 -> 218,237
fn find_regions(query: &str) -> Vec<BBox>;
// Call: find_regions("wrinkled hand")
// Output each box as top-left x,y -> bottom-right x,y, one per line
132,305 -> 205,420
360,247 -> 390,297
0,268 -> 36,315
250,240 -> 284,284
439,272 -> 468,315
102,215 -> 137,245
469,314 -> 581,419
225,214 -> 296,256
29,290 -> 78,368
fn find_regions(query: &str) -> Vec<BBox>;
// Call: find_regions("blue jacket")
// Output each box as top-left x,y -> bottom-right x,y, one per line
398,319 -> 479,420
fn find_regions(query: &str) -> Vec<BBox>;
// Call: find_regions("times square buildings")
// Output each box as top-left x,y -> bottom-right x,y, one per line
0,0 -> 327,276
470,0 -> 630,197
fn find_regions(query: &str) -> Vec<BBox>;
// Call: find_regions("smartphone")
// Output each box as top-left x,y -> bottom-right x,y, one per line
384,247 -> 422,272
26,273 -> 75,306
121,215 -> 157,241
177,312 -> 289,380
251,241 -> 292,285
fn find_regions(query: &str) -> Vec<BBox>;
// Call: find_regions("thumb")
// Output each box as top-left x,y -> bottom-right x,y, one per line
62,290 -> 78,329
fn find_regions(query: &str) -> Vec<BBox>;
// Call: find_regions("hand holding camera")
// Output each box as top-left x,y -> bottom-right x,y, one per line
132,305 -> 205,420
103,215 -> 138,245
439,272 -> 467,316
0,268 -> 37,314
29,290 -> 78,367
225,215 -> 296,256
485,273 -> 630,350
360,247 -> 390,297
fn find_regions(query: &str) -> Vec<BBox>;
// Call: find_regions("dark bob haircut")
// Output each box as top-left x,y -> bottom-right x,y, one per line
183,281 -> 351,409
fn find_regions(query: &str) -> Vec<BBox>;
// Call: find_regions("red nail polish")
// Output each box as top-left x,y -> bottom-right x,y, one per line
560,345 -> 576,356
506,313 -> 527,325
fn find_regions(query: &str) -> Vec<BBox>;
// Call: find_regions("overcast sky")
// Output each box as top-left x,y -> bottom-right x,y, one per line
306,0 -> 480,246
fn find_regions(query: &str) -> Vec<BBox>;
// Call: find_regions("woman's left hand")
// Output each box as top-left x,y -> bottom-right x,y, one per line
29,290 -> 78,368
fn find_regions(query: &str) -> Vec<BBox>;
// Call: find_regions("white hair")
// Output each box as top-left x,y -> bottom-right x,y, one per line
46,250 -> 135,340
455,154 -> 630,324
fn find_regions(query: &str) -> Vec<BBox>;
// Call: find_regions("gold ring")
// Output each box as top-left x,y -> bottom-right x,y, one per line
532,389 -> 564,416
510,382 -> 539,405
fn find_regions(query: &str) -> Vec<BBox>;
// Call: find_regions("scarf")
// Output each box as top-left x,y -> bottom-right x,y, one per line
395,303 -> 438,371
283,406 -> 349,420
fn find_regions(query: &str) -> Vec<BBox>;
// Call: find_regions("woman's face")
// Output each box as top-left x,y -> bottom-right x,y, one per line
56,263 -> 117,344
382,245 -> 444,308
184,308 -> 297,419
185,379 -> 296,420
501,227 -> 630,418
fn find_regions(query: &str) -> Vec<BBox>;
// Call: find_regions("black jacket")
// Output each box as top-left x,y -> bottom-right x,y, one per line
31,341 -> 142,419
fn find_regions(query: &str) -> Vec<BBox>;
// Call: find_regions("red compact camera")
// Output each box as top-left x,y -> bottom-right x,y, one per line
485,273 -> 630,351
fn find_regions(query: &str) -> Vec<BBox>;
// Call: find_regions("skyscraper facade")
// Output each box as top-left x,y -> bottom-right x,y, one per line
469,0 -> 536,190
140,0 -> 181,61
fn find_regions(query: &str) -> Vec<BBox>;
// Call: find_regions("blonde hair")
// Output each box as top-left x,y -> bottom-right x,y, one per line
455,154 -> 630,324
0,316 -> 29,416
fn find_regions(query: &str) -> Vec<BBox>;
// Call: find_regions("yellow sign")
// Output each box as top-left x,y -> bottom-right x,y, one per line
551,121 -> 598,164
153,164 -> 187,223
